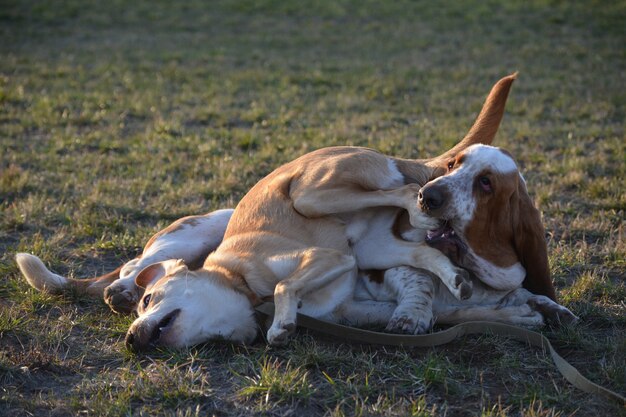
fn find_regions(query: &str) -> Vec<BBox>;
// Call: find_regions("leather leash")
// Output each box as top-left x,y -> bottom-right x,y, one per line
255,302 -> 625,405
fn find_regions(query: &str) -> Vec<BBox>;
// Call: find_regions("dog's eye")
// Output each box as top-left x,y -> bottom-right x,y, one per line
447,161 -> 455,171
478,176 -> 492,192
142,294 -> 152,309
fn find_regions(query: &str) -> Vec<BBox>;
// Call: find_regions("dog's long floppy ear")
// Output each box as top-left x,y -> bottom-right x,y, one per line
512,179 -> 556,301
135,259 -> 187,289
426,73 -> 517,172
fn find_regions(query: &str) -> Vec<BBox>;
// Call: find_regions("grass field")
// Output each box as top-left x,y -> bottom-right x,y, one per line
1,0 -> 625,415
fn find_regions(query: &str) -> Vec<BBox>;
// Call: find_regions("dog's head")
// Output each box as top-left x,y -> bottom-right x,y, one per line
419,144 -> 555,300
125,260 -> 257,351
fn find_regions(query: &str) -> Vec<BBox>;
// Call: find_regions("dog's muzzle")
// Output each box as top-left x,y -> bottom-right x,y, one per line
125,308 -> 181,352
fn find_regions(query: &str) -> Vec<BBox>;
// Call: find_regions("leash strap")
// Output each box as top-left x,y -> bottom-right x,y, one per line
255,302 -> 625,405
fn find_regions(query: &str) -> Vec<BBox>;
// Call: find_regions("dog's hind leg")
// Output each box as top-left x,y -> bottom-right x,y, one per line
292,182 -> 438,231
267,248 -> 356,346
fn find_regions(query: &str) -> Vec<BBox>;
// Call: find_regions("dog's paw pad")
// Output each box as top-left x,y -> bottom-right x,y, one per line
459,282 -> 472,300
104,286 -> 139,314
454,269 -> 470,286
452,270 -> 472,300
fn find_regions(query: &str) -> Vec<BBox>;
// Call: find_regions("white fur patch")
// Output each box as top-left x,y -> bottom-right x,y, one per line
143,209 -> 232,262
382,159 -> 406,189
463,145 -> 517,174
467,254 -> 526,291
264,255 -> 300,279
16,253 -> 68,292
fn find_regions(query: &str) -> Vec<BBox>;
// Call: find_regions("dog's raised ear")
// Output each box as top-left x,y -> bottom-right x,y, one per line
135,259 -> 187,289
426,73 -> 517,172
512,179 -> 556,301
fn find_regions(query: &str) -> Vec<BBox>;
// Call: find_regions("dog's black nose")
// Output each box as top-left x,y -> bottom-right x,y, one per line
419,186 -> 445,210
125,328 -> 152,352
125,331 -> 136,351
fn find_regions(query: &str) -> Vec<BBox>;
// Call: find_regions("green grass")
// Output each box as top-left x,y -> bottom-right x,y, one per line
1,0 -> 625,415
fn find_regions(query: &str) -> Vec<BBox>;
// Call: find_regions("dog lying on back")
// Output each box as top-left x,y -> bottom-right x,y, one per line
17,74 -> 577,350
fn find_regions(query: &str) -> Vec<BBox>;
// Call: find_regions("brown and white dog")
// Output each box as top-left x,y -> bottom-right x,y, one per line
16,74 -> 577,350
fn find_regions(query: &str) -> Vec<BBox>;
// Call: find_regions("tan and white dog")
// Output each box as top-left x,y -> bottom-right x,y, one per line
17,74 -> 577,351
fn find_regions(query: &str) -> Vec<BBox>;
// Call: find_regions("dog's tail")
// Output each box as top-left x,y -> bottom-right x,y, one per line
15,253 -> 122,297
427,72 -> 517,167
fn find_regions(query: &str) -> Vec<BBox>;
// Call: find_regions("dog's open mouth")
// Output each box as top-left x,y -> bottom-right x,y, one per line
149,308 -> 181,346
425,222 -> 468,265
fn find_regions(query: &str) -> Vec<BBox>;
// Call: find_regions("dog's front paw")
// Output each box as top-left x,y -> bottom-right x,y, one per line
104,282 -> 141,314
267,321 -> 296,346
447,269 -> 472,301
386,310 -> 433,335
528,296 -> 579,327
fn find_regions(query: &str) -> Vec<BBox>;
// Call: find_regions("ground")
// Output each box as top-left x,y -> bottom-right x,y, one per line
0,0 -> 624,416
